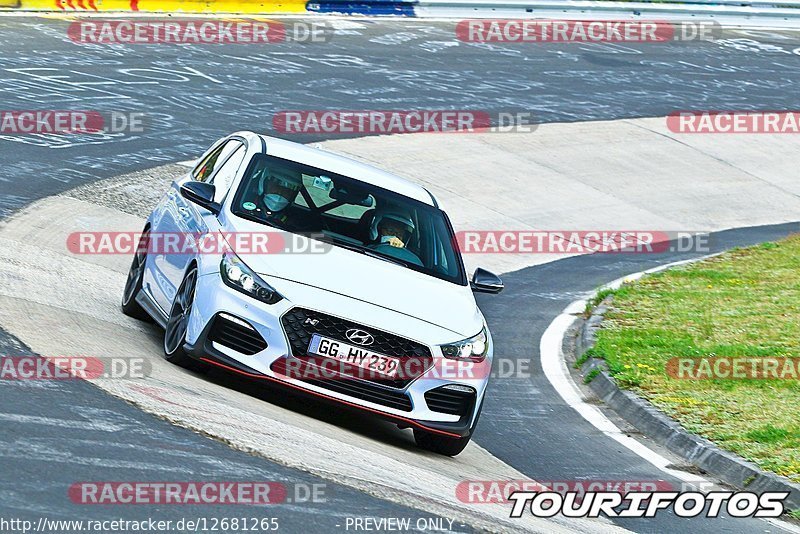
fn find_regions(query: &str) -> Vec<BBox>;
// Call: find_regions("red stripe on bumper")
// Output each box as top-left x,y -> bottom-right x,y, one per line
199,357 -> 463,439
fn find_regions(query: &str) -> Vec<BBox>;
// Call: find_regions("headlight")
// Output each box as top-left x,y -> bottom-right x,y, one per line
440,327 -> 489,362
220,252 -> 283,305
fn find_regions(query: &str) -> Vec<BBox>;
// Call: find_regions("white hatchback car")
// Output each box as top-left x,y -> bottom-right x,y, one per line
122,131 -> 504,455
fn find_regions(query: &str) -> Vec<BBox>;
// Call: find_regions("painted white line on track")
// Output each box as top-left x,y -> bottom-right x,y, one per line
540,311 -> 706,484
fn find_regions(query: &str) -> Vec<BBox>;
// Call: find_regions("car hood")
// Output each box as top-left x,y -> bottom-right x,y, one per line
225,218 -> 482,338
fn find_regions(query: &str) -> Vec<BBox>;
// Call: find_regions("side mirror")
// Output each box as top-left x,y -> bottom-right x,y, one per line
180,181 -> 221,214
471,268 -> 504,294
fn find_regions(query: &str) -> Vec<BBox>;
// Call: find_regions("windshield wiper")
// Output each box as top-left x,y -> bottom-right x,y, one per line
233,209 -> 291,231
322,236 -> 364,253
361,248 -> 414,268
325,236 -> 413,268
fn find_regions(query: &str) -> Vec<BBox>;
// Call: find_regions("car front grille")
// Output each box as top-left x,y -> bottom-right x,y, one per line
208,314 -> 268,356
424,386 -> 475,417
271,358 -> 413,411
280,307 -> 433,389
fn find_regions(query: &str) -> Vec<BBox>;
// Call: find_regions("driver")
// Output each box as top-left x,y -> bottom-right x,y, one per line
257,168 -> 303,213
369,210 -> 415,249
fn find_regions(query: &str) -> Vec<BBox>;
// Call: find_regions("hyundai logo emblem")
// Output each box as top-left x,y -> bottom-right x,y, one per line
345,328 -> 374,346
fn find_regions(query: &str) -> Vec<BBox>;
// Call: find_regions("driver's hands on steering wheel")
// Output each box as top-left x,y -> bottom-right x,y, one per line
386,236 -> 405,248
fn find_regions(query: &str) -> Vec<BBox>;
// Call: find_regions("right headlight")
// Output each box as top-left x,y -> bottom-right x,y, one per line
440,327 -> 489,362
220,252 -> 283,305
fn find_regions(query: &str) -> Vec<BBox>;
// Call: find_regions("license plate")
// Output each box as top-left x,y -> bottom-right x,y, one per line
308,334 -> 400,378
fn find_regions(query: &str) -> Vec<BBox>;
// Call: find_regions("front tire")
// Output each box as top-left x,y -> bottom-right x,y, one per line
164,266 -> 206,372
121,231 -> 151,321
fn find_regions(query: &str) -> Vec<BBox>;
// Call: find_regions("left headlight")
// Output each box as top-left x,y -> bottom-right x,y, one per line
440,327 -> 489,362
220,252 -> 283,305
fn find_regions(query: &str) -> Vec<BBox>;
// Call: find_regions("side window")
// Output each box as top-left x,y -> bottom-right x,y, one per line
208,144 -> 247,203
192,140 -> 242,182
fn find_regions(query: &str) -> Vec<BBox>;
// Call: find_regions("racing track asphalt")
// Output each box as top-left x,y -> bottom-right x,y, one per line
2,14 -> 800,533
0,330 -> 480,532
2,17 -> 800,215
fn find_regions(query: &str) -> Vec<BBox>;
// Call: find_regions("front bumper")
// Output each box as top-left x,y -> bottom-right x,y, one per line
184,273 -> 489,438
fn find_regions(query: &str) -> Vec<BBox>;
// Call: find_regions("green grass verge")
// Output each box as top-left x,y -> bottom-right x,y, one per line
583,287 -> 616,316
589,238 -> 800,483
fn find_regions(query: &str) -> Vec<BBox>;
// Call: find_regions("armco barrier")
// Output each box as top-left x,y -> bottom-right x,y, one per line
5,0 -> 800,30
306,0 -> 416,15
308,0 -> 800,23
14,0 -> 307,13
415,0 -> 800,25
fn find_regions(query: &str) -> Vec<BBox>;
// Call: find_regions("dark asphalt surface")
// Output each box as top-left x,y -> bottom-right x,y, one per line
0,332 -> 474,533
1,15 -> 799,534
2,17 -> 800,216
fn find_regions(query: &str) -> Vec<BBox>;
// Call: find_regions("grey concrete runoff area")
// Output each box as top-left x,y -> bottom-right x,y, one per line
1,13 -> 800,534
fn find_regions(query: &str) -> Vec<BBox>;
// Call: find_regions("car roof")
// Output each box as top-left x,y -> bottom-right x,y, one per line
251,133 -> 437,207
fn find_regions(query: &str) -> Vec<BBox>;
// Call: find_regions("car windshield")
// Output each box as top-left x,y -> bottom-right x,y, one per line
230,154 -> 467,285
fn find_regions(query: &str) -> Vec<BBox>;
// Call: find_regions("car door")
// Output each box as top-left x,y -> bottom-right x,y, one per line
146,138 -> 246,313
